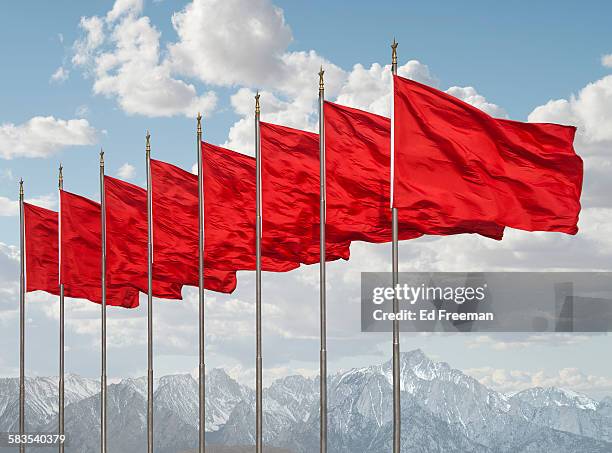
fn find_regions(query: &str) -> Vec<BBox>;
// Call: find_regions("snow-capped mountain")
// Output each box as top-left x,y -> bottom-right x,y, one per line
1,351 -> 611,453
0,374 -> 98,432
508,386 -> 612,442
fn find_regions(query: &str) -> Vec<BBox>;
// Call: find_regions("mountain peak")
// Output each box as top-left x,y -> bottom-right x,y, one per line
511,386 -> 598,411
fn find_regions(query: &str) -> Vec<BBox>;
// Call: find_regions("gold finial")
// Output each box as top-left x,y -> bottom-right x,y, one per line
197,112 -> 202,135
255,91 -> 260,114
146,130 -> 151,156
99,148 -> 105,166
58,163 -> 63,189
318,66 -> 325,92
391,38 -> 398,66
19,178 -> 24,197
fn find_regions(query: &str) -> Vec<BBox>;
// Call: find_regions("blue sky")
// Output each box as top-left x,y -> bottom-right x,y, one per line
1,0 -> 612,396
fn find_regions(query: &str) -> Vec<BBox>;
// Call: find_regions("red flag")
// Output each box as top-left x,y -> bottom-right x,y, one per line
325,101 -> 420,243
104,176 -> 183,299
150,159 -> 237,293
260,122 -> 351,264
325,101 -> 504,241
202,142 -> 299,272
60,190 -> 139,308
393,76 -> 583,234
24,203 -> 60,295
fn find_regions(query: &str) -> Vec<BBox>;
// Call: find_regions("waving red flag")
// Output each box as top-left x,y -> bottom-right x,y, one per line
150,159 -> 237,293
393,76 -> 583,234
104,176 -> 183,299
202,142 -> 299,272
325,101 -> 504,241
24,203 -> 60,295
60,190 -> 139,308
260,122 -> 351,264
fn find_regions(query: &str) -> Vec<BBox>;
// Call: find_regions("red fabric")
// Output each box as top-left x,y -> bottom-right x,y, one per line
105,176 -> 183,299
393,76 -> 583,234
150,159 -> 237,293
24,203 -> 59,295
325,101 -> 504,240
325,102 -> 421,243
60,190 -> 139,308
260,122 -> 351,264
202,142 -> 299,272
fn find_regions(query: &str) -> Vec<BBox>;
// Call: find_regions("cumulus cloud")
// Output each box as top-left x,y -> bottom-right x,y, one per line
466,366 -> 612,396
168,0 -> 292,88
68,0 -> 505,130
72,1 -> 217,117
529,75 -> 612,153
446,86 -> 506,117
528,73 -> 612,210
106,0 -> 143,22
72,16 -> 105,66
0,116 -> 96,159
602,54 -> 612,68
116,162 -> 135,180
336,61 -> 437,116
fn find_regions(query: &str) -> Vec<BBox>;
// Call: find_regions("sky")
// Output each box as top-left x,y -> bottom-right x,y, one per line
1,0 -> 612,398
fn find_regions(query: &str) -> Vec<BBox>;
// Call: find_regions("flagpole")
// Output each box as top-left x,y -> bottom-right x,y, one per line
197,113 -> 206,453
99,150 -> 107,453
390,38 -> 401,453
58,165 -> 65,453
255,92 -> 263,453
19,178 -> 25,453
318,67 -> 328,453
146,132 -> 154,453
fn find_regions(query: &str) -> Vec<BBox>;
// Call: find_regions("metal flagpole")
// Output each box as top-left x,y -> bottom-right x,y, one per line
58,165 -> 65,453
197,113 -> 206,453
255,93 -> 263,453
146,132 -> 154,453
318,67 -> 328,453
99,150 -> 107,453
390,38 -> 401,453
19,178 -> 25,453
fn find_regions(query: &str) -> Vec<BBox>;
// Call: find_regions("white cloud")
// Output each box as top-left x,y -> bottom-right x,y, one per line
0,193 -> 57,217
116,162 -> 136,180
72,2 -> 216,118
601,54 -> 612,68
72,16 -> 105,66
70,0 -> 504,128
529,74 -> 612,210
106,0 -> 143,22
336,61 -> 437,116
446,86 -> 506,117
0,116 -> 96,159
466,366 -> 612,396
168,0 -> 292,88
50,66 -> 69,83
529,75 -> 612,153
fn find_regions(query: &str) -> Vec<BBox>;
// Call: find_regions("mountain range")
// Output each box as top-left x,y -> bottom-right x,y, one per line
1,350 -> 611,452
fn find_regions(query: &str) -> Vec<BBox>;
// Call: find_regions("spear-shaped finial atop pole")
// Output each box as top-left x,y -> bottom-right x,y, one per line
391,38 -> 398,68
197,113 -> 202,135
146,131 -> 151,157
255,91 -> 261,115
100,149 -> 105,167
319,66 -> 325,93
19,178 -> 24,197
59,164 -> 64,190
